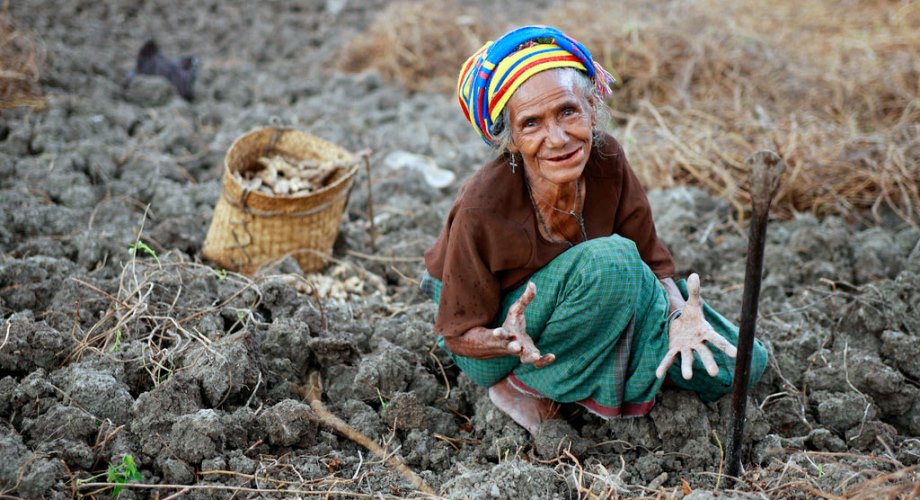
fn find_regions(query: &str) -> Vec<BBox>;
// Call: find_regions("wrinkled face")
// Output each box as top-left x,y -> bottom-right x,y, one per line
506,69 -> 596,186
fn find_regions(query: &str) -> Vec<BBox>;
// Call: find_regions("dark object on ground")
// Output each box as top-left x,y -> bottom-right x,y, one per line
124,40 -> 197,101
724,151 -> 785,482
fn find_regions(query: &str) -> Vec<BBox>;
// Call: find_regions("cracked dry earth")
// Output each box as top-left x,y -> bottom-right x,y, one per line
2,0 -> 919,498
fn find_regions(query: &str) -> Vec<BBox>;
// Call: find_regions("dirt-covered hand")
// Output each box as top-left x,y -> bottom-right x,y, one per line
493,282 -> 556,368
655,273 -> 737,380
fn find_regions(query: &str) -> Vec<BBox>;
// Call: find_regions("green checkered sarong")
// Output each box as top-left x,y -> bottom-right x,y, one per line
424,235 -> 767,416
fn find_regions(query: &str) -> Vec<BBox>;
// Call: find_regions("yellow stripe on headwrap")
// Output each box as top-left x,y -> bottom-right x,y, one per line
487,44 -> 587,123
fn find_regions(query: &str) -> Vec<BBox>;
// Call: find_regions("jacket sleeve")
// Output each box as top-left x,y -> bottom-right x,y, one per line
612,144 -> 676,279
433,207 -> 531,338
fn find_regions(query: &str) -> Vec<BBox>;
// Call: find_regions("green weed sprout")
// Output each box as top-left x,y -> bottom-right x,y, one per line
376,388 -> 389,410
107,454 -> 143,496
110,329 -> 122,353
128,241 -> 160,267
213,268 -> 228,281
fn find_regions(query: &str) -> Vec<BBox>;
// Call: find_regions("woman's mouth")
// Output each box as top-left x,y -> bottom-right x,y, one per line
547,149 -> 578,162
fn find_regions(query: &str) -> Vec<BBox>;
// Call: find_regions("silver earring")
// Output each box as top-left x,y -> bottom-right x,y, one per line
509,154 -> 517,174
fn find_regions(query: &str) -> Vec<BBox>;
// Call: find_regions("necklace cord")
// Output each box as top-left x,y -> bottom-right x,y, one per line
525,177 -> 588,245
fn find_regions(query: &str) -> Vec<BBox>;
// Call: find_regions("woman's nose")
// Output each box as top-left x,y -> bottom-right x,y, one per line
546,121 -> 568,147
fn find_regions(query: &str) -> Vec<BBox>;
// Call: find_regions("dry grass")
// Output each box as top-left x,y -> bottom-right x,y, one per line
0,0 -> 46,110
337,0 -> 498,92
339,0 -> 919,226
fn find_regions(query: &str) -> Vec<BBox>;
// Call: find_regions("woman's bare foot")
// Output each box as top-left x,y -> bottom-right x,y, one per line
488,376 -> 560,435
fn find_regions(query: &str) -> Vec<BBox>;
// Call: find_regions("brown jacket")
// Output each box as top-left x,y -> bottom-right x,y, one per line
424,134 -> 675,338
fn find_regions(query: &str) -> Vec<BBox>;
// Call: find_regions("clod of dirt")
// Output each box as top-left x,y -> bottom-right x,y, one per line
130,373 -> 204,457
0,377 -> 16,417
307,336 -> 359,367
441,459 -> 566,499
149,215 -> 209,256
0,316 -> 74,374
168,409 -> 226,464
350,342 -> 415,401
812,391 -> 877,433
852,228 -> 908,281
751,434 -> 786,466
342,399 -> 386,440
21,404 -> 97,445
402,429 -> 452,471
0,427 -> 29,486
806,428 -> 847,452
534,419 -> 590,459
880,330 -> 920,380
50,363 -> 134,424
9,369 -> 58,422
36,438 -> 94,469
16,457 -> 67,500
181,333 -> 261,408
372,308 -> 440,356
647,187 -> 732,276
0,257 -> 76,316
258,277 -> 303,320
845,420 -> 897,452
156,456 -> 196,485
383,391 -> 425,430
257,399 -> 317,447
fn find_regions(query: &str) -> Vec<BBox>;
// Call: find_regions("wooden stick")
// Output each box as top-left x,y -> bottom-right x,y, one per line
724,151 -> 785,482
302,372 -> 436,496
361,151 -> 378,253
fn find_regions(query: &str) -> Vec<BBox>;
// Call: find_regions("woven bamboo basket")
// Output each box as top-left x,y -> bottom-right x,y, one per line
202,127 -> 359,274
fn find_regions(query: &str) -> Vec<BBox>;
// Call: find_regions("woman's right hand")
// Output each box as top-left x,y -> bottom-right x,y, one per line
443,282 -> 556,368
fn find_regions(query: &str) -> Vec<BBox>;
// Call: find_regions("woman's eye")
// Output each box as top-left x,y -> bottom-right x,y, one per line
562,107 -> 577,117
523,119 -> 537,128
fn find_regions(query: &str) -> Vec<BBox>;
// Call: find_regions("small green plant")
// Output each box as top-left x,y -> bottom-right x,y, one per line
376,388 -> 389,410
128,240 -> 160,267
711,430 -> 724,490
110,329 -> 122,352
817,463 -> 824,478
107,454 -> 143,496
213,268 -> 228,281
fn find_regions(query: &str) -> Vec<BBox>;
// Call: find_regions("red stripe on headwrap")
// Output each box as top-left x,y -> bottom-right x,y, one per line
488,54 -> 582,111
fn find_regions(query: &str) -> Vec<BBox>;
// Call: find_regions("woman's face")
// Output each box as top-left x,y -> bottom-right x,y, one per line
506,70 -> 596,186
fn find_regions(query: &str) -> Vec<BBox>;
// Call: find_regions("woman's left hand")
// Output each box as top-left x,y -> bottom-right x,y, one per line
655,273 -> 737,380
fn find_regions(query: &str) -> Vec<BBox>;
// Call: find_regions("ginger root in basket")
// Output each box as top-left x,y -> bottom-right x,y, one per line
235,155 -> 341,196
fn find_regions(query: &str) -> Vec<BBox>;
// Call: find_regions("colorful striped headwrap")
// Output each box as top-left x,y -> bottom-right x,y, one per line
457,25 -> 615,146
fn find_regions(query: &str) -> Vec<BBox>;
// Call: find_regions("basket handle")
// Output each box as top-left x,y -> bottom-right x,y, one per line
264,116 -> 293,157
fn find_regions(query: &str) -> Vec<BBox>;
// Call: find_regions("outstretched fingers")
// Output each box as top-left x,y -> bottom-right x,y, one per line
655,349 -> 680,379
686,273 -> 702,309
505,282 -> 536,330
533,353 -> 556,368
509,282 -> 537,316
492,327 -> 512,340
707,331 -> 738,358
696,342 -> 720,377
680,348 -> 694,380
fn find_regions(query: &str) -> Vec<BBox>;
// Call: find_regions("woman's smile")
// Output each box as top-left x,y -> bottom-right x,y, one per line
505,70 -> 595,187
542,146 -> 584,165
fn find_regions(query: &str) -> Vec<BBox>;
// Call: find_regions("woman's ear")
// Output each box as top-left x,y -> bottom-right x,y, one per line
506,141 -> 520,154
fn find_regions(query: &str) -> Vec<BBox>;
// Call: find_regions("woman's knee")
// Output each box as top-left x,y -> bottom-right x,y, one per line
570,236 -> 648,292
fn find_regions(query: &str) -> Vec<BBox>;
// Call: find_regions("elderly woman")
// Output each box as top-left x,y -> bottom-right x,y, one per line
422,26 -> 767,435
